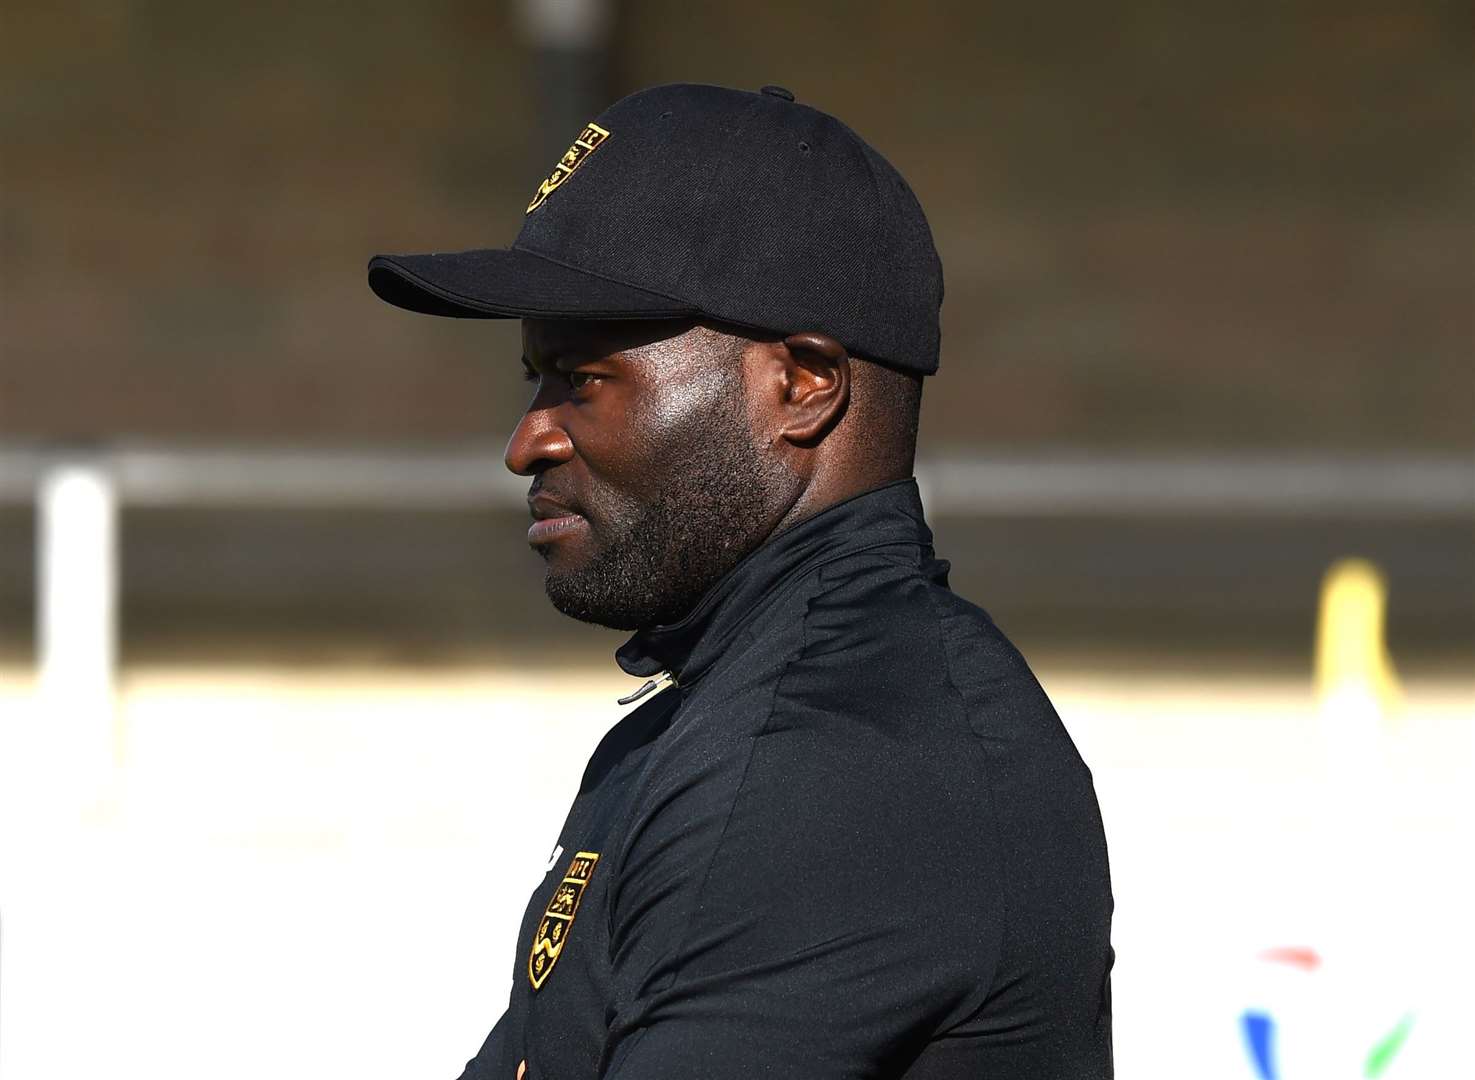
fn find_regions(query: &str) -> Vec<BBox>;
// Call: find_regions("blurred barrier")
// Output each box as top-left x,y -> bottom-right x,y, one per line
5,440 -> 1468,781
4,443 -> 1471,514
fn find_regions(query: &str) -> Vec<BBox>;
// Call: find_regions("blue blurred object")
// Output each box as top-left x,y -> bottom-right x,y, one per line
1241,1009 -> 1277,1080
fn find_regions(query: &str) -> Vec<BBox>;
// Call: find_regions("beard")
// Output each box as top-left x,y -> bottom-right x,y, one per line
540,376 -> 790,631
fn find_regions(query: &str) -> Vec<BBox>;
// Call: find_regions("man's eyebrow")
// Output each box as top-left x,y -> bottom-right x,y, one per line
524,346 -> 616,375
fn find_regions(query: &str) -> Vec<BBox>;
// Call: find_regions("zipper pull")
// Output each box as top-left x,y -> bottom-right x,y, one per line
616,671 -> 676,706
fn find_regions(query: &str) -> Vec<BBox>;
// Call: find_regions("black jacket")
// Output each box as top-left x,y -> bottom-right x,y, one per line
461,479 -> 1113,1079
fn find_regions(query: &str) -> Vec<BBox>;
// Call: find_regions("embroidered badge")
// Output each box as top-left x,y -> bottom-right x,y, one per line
528,850 -> 600,990
526,123 -> 610,214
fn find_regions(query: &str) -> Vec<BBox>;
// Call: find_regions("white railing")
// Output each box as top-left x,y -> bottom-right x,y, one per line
4,443 -> 1471,513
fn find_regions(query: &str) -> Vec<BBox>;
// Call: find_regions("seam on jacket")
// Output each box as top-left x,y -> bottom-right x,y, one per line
608,547 -> 919,1025
631,557 -> 825,999
635,655 -> 787,1004
922,585 -> 1011,1036
600,1022 -> 648,1077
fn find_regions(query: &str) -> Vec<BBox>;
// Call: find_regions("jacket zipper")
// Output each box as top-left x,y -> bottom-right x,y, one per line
616,670 -> 677,706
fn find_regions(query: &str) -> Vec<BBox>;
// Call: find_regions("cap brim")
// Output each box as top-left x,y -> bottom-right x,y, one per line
367,248 -> 698,321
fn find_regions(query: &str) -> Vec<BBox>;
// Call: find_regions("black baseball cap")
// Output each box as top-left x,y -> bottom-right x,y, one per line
367,83 -> 943,374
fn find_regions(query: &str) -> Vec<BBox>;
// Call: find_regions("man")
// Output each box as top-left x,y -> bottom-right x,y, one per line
369,83 -> 1112,1079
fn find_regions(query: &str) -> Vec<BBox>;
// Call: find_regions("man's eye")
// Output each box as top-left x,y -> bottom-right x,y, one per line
568,371 -> 600,391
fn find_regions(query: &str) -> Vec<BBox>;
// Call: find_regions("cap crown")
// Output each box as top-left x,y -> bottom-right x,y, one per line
513,84 -> 943,374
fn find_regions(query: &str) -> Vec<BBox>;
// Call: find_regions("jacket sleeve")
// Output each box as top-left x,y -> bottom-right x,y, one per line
599,721 -> 1000,1078
457,1010 -> 511,1080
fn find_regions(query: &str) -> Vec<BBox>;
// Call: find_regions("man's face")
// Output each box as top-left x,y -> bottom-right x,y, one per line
506,318 -> 792,630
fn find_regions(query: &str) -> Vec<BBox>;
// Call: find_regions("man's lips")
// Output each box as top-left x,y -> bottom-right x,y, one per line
527,493 -> 589,546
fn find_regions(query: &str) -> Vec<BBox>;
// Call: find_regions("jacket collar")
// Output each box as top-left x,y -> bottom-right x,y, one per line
615,478 -> 934,683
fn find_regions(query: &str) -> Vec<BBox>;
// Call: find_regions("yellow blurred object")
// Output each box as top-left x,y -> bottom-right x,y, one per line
1314,558 -> 1403,720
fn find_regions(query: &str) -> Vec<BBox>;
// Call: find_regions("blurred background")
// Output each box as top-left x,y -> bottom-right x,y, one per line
0,2 -> 1470,1077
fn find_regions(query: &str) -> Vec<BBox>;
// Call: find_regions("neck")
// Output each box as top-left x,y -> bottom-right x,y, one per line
767,459 -> 914,539
616,477 -> 933,682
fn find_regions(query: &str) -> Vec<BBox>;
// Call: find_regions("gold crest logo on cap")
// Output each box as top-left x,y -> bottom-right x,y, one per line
528,850 -> 600,989
526,123 -> 610,214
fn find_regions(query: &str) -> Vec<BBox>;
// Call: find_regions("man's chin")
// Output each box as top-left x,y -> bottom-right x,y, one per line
533,531 -> 637,628
542,569 -> 645,631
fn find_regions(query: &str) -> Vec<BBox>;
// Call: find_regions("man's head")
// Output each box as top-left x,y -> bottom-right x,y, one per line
367,82 -> 939,627
507,318 -> 921,629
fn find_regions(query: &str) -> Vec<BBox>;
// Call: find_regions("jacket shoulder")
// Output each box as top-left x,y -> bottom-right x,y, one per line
769,551 -> 1041,735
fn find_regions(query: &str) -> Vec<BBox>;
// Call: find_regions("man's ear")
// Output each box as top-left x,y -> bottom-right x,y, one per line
773,331 -> 851,446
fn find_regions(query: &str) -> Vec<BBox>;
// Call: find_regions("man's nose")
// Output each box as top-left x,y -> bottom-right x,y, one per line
504,406 -> 575,476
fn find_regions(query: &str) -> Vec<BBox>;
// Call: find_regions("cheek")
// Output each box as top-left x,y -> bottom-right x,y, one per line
645,371 -> 730,428
587,377 -> 739,488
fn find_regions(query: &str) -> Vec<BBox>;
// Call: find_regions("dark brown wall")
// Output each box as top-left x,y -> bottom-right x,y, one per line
3,1 -> 1471,450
